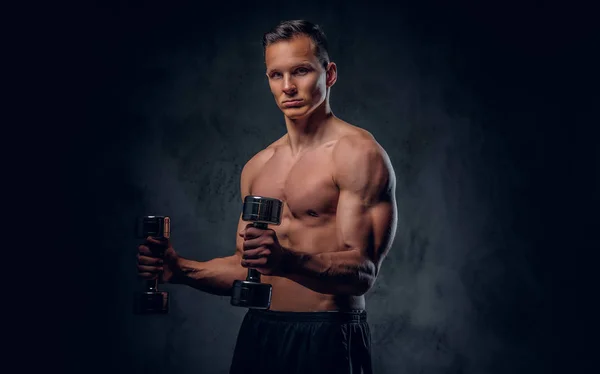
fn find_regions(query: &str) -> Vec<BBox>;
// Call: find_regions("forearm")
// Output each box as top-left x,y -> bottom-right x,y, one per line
172,255 -> 246,296
283,249 -> 377,296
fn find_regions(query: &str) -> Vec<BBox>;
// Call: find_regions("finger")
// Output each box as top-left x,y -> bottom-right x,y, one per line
138,245 -> 155,256
243,227 -> 264,239
261,236 -> 274,246
242,248 -> 270,260
138,246 -> 164,260
241,258 -> 268,267
242,238 -> 264,251
137,254 -> 164,266
137,264 -> 164,273
143,238 -> 169,256
242,252 -> 262,260
145,236 -> 169,246
244,235 -> 274,249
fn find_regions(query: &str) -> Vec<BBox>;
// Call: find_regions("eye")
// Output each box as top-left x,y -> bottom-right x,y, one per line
294,67 -> 309,75
270,72 -> 282,79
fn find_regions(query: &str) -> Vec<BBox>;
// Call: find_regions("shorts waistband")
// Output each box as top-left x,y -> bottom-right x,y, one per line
247,309 -> 367,323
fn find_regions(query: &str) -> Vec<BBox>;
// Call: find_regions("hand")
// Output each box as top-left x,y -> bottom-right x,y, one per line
239,224 -> 286,276
137,236 -> 180,283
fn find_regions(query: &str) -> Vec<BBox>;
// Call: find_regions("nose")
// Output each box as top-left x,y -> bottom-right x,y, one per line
282,76 -> 297,95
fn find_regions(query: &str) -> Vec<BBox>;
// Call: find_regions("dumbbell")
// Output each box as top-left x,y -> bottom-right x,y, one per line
134,215 -> 171,314
231,195 -> 283,309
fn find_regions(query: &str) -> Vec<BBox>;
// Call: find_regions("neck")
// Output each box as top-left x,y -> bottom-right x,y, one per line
284,99 -> 335,155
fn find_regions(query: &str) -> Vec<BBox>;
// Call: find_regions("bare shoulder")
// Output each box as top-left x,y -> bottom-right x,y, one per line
240,135 -> 286,190
332,124 -> 392,168
329,120 -> 380,151
332,124 -> 396,196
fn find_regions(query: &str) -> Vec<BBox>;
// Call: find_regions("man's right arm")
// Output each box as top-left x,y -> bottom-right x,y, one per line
169,215 -> 249,296
167,149 -> 272,296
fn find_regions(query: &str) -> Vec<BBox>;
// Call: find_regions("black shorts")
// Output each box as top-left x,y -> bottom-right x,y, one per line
229,309 -> 373,374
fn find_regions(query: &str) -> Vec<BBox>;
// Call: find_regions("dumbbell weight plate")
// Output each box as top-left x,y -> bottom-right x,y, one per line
231,280 -> 272,309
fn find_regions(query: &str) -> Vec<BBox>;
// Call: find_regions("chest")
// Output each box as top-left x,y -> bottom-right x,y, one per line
250,148 -> 339,219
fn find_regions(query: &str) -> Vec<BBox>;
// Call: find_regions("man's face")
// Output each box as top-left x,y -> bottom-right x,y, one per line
265,35 -> 333,119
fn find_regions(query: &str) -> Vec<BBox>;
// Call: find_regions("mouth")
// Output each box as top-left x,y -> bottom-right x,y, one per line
282,100 -> 303,107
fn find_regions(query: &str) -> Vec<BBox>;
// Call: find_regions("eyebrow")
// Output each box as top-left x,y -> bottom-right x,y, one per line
266,62 -> 315,74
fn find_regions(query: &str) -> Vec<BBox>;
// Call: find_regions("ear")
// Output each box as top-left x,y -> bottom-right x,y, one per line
325,62 -> 337,87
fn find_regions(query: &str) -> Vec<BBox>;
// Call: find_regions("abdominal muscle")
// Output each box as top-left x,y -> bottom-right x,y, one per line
263,277 -> 365,312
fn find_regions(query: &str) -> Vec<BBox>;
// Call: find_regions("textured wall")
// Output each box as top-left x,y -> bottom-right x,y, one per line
48,1 -> 597,374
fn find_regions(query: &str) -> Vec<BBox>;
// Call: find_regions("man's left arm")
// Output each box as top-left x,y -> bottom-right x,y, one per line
282,135 -> 398,296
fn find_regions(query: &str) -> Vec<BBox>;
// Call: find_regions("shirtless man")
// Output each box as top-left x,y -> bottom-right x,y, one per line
137,20 -> 398,374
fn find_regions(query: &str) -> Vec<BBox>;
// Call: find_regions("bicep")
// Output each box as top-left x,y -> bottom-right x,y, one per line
333,135 -> 398,270
336,190 -> 397,268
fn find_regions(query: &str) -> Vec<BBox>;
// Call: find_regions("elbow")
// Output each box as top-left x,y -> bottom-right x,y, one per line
351,270 -> 377,296
351,261 -> 378,296
352,276 -> 375,296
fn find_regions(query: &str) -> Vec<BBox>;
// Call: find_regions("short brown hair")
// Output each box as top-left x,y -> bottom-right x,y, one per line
262,20 -> 331,69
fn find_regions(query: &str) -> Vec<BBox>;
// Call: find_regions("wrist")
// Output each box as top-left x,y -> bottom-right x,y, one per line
167,255 -> 186,284
280,248 -> 304,276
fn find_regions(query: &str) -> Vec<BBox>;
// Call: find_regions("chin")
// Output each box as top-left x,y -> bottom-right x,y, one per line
281,106 -> 311,119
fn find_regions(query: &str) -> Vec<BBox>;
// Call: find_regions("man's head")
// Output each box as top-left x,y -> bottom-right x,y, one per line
263,20 -> 337,120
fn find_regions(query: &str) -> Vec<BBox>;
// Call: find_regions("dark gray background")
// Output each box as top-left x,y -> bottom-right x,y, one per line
23,1 -> 597,373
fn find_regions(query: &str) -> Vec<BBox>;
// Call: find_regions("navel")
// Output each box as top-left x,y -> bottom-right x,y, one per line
307,210 -> 319,217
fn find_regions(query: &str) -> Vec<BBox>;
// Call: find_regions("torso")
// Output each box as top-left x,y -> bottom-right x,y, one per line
249,120 -> 371,312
